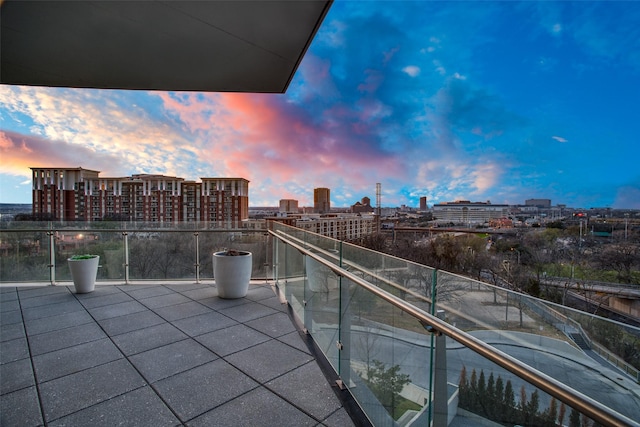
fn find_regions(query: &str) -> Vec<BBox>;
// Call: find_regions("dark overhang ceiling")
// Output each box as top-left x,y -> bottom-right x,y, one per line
0,0 -> 332,93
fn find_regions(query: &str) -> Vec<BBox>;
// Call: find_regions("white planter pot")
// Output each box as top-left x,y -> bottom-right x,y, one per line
68,256 -> 99,294
213,251 -> 252,299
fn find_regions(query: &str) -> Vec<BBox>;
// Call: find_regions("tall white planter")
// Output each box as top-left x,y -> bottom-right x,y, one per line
213,251 -> 252,299
68,255 -> 99,294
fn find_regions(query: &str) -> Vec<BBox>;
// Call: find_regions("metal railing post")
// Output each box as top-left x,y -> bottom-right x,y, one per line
122,231 -> 130,284
337,240 -> 351,388
194,232 -> 200,283
48,228 -> 55,285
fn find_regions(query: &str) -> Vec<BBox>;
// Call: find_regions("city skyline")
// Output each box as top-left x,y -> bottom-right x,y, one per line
1,1 -> 639,209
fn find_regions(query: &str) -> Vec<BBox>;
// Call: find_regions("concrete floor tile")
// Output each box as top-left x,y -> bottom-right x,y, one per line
40,359 -> 146,422
188,387 -> 317,427
139,293 -> 192,309
0,322 -> 26,343
218,301 -> 279,323
0,386 -> 43,426
0,357 -> 35,395
21,300 -> 85,321
111,322 -> 187,355
24,310 -> 94,335
0,337 -> 29,365
172,311 -> 237,337
129,339 -> 217,383
28,322 -> 106,356
154,359 -> 258,422
48,386 -> 180,427
266,361 -> 344,421
196,323 -> 270,357
245,312 -> 297,338
225,339 -> 314,383
33,338 -> 123,382
153,300 -> 212,322
88,300 -> 148,320
98,309 -> 166,336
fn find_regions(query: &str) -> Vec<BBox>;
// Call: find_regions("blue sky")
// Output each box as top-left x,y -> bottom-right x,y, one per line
1,1 -> 639,209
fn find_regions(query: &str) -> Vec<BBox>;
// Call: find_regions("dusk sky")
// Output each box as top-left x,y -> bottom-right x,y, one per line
1,1 -> 639,209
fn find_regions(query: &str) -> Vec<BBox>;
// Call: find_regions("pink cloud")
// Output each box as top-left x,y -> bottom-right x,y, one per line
0,130 -> 123,177
153,85 -> 407,206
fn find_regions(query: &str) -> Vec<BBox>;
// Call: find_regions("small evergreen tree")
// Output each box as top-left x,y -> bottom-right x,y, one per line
494,376 -> 505,423
503,380 -> 516,424
569,407 -> 581,427
517,385 -> 528,426
525,390 -> 540,425
544,398 -> 558,427
477,370 -> 487,416
469,368 -> 478,412
486,373 -> 496,419
558,402 -> 567,426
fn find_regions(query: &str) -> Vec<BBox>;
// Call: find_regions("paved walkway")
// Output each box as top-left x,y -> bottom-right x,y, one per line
0,282 -> 356,426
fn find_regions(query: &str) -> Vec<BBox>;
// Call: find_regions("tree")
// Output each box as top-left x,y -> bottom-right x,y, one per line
569,407 -> 581,427
355,327 -> 380,380
525,390 -> 540,425
558,402 -> 567,426
486,372 -> 496,419
597,242 -> 640,283
458,365 -> 469,408
359,233 -> 388,253
364,359 -> 411,415
544,398 -> 558,427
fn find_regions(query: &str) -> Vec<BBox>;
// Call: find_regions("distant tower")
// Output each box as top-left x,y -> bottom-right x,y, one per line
420,196 -> 427,211
313,188 -> 330,213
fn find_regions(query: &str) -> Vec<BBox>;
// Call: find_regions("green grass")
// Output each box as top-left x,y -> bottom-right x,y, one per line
394,397 -> 423,420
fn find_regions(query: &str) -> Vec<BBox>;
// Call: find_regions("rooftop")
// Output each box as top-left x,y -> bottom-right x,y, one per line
0,281 -> 356,426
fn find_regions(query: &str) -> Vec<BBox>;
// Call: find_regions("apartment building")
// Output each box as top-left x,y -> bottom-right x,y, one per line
295,214 -> 375,240
267,213 -> 375,240
30,167 -> 249,227
432,200 -> 509,225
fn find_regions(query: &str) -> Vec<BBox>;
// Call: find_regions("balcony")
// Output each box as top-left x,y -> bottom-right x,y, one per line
1,222 -> 639,426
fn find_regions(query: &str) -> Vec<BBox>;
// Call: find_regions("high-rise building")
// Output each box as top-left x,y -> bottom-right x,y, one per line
313,188 -> 330,214
279,199 -> 299,213
30,167 -> 249,227
525,198 -> 551,208
419,196 -> 427,211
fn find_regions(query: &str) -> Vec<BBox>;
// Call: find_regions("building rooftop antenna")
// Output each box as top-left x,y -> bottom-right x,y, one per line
376,182 -> 381,233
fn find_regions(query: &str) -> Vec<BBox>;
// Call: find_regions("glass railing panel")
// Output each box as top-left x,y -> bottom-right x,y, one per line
0,229 -> 50,282
304,255 -> 341,367
126,230 -> 193,280
434,271 -> 640,423
342,279 -> 432,427
341,242 -> 436,313
268,227 -> 638,426
282,242 -> 306,322
538,301 -> 640,383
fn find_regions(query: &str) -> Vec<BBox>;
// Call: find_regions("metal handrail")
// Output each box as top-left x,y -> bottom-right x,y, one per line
270,229 -> 639,427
